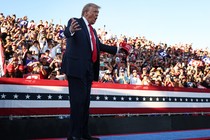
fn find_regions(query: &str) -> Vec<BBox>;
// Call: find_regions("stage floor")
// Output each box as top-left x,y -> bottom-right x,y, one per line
34,129 -> 210,140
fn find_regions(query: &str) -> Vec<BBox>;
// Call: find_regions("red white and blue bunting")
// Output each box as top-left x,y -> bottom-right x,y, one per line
0,78 -> 210,116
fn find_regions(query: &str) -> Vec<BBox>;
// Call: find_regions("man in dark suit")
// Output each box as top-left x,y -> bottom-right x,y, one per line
61,3 -> 119,140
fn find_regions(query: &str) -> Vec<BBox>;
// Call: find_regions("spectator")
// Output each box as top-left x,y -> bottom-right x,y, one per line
6,54 -> 23,78
49,57 -> 61,71
27,20 -> 36,30
23,51 -> 37,73
39,36 -> 48,54
202,79 -> 210,88
31,63 -> 47,79
43,50 -> 52,61
152,79 -> 163,87
129,69 -> 141,85
101,70 -> 114,83
163,74 -> 174,87
115,69 -> 129,84
29,40 -> 39,60
173,76 -> 184,87
48,70 -> 59,80
39,56 -> 51,78
141,75 -> 151,86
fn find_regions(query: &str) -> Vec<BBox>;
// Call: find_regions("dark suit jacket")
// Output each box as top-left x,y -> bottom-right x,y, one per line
61,18 -> 117,81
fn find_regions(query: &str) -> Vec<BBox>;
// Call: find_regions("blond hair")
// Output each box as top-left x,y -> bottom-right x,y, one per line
81,3 -> 101,16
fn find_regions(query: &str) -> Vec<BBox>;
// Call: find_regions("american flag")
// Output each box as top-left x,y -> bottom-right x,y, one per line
202,56 -> 210,64
158,50 -> 170,58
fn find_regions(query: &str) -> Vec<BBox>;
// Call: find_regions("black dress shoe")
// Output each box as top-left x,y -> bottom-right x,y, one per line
82,136 -> 100,140
67,136 -> 83,140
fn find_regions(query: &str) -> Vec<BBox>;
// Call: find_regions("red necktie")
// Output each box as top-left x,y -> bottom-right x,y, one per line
88,24 -> 97,62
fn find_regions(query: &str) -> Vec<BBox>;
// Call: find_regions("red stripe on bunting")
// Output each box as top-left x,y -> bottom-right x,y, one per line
1,108 -> 210,116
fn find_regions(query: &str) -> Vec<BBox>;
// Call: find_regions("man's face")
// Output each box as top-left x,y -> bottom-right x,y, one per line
133,71 -> 137,76
85,6 -> 99,25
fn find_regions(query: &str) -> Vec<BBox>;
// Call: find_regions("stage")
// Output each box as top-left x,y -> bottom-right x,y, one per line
34,129 -> 210,140
1,78 -> 210,139
1,114 -> 210,139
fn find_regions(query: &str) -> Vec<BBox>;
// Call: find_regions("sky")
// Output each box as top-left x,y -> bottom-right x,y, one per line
1,0 -> 210,50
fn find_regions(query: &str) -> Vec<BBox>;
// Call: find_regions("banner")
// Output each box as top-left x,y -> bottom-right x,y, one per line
189,59 -> 203,67
0,78 -> 210,116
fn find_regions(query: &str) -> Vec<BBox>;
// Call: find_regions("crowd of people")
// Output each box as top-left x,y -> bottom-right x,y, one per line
0,13 -> 210,88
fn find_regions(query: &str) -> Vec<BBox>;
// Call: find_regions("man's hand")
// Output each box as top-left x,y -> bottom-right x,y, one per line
70,18 -> 81,33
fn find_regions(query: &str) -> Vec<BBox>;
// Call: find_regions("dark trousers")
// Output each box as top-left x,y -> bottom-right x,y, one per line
67,68 -> 94,138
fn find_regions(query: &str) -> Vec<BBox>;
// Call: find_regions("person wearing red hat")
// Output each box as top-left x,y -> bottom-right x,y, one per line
6,58 -> 24,78
6,63 -> 14,77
